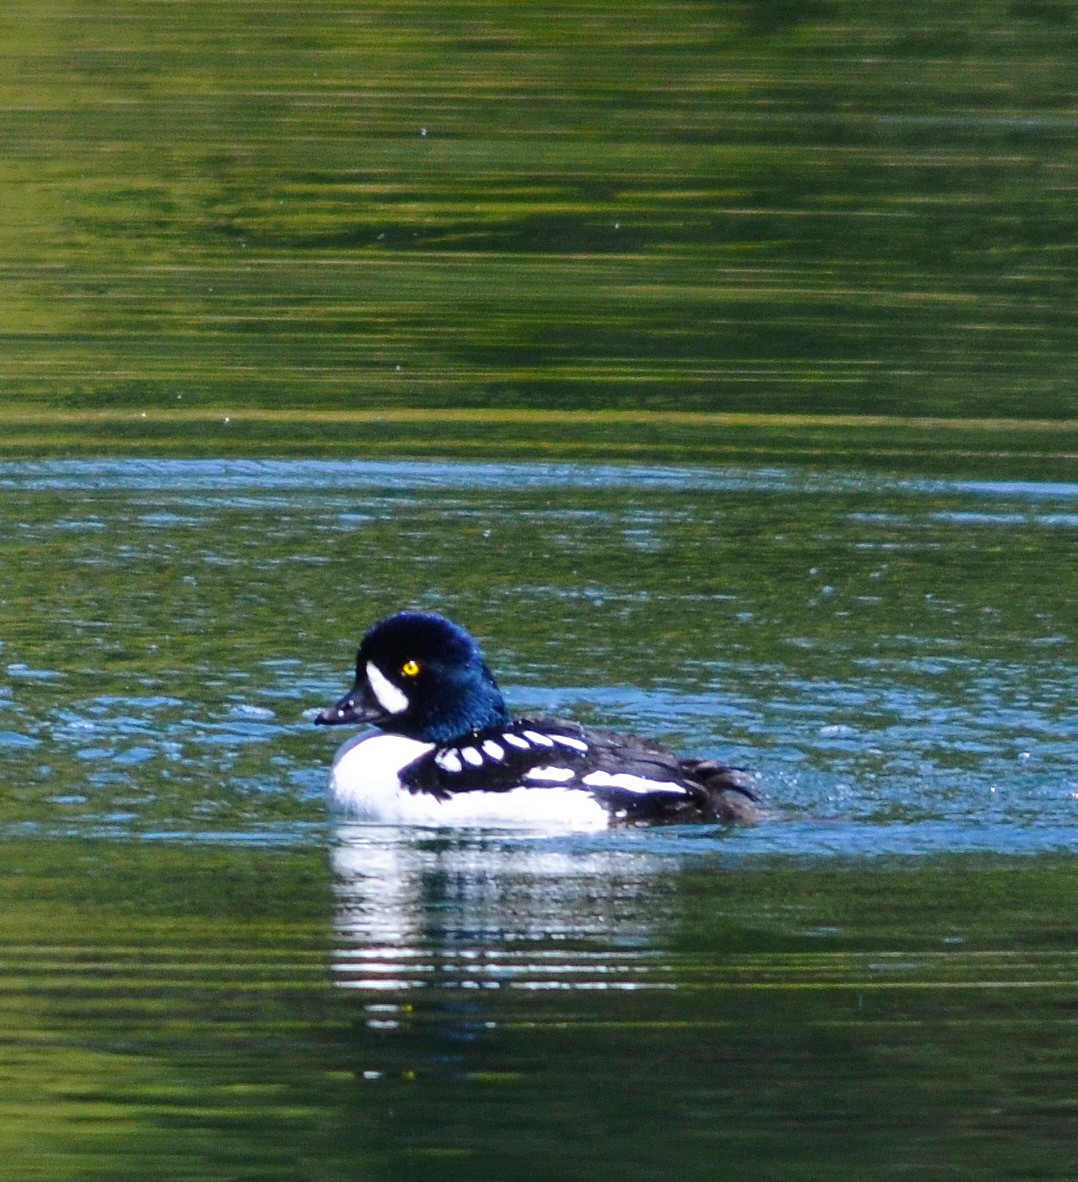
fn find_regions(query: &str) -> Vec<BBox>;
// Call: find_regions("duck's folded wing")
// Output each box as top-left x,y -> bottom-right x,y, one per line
399,716 -> 759,823
565,727 -> 758,822
399,718 -> 595,798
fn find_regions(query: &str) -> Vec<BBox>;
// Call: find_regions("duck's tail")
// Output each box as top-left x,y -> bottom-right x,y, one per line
680,759 -> 762,824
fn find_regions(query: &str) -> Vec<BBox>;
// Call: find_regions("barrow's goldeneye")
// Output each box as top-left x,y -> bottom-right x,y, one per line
315,611 -> 759,828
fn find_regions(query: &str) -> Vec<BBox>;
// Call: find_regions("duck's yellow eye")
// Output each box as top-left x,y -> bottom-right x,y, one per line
401,659 -> 420,678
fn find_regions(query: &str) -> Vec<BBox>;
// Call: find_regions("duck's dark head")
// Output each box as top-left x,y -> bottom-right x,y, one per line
315,611 -> 510,743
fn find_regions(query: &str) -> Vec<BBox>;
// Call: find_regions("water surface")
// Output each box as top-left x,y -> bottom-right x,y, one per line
1,458 -> 1072,848
4,5 -> 1075,1170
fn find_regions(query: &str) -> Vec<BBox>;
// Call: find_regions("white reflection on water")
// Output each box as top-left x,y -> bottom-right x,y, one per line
330,824 -> 676,1000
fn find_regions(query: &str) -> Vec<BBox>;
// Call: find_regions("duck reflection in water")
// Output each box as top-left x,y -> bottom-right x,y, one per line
328,825 -> 696,1068
330,825 -> 678,998
329,825 -> 693,1082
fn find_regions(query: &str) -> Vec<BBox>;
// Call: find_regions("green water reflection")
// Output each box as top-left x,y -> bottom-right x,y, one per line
1,2 -> 1075,469
1,835 -> 1074,1180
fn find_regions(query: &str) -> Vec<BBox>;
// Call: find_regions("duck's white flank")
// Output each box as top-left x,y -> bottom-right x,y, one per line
327,732 -> 608,829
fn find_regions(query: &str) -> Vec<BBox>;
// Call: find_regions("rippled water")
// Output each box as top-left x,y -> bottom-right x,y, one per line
0,459 -> 1075,1179
1,458 -> 1073,850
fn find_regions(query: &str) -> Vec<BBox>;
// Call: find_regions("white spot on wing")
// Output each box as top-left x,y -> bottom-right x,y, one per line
365,662 -> 409,715
460,746 -> 483,767
522,730 -> 555,747
482,740 -> 505,760
436,750 -> 463,773
581,770 -> 686,795
504,733 -> 531,750
523,766 -> 577,783
552,734 -> 588,752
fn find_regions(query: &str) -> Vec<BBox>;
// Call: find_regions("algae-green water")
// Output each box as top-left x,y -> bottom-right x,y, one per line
1,1 -> 1074,472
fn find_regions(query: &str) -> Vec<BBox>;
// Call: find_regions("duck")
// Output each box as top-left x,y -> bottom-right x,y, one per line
314,611 -> 760,828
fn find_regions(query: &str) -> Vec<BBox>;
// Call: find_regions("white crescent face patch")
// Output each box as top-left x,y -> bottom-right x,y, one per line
365,661 -> 409,715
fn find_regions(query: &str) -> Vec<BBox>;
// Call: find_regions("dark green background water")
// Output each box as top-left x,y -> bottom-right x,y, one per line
1,1 -> 1075,469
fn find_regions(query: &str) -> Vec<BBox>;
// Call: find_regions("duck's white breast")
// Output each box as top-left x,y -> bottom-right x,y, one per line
327,732 -> 608,829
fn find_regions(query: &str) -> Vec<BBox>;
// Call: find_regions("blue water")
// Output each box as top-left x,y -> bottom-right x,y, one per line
0,459 -> 1073,855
